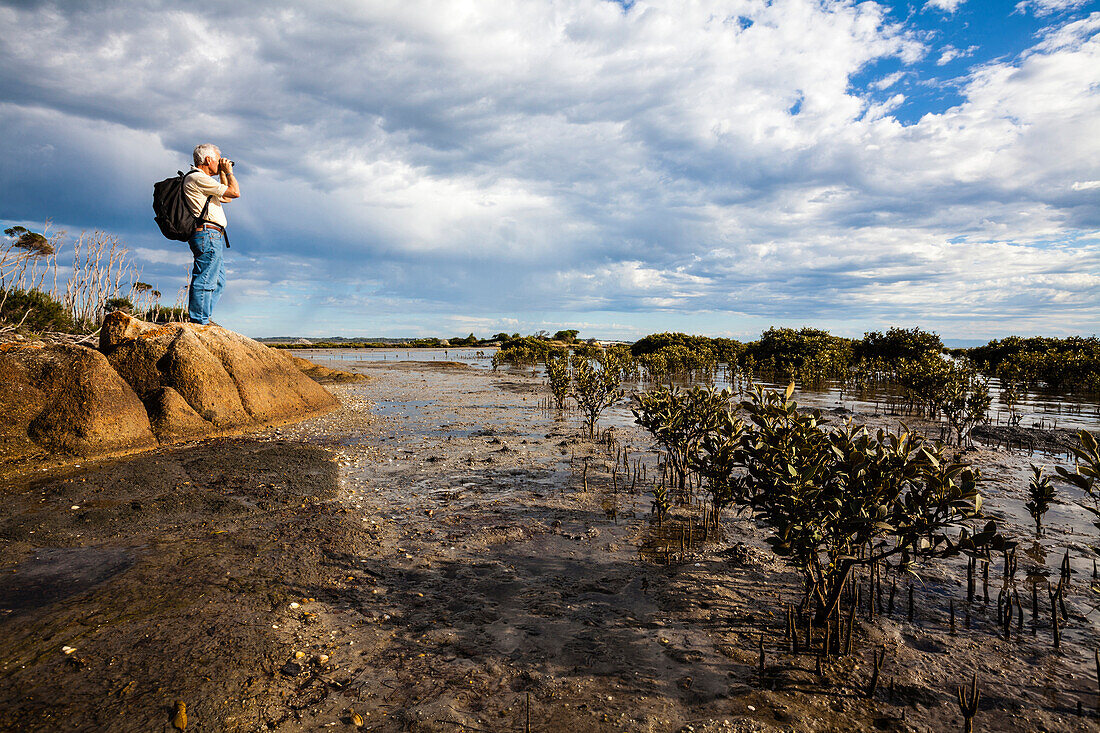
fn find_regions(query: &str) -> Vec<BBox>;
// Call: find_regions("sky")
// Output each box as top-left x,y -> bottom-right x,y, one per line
1,0 -> 1099,342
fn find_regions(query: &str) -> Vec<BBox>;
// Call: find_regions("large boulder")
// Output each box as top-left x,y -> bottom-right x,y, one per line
0,341 -> 156,465
142,386 -> 213,443
105,325 -> 250,427
0,315 -> 343,472
99,312 -> 337,429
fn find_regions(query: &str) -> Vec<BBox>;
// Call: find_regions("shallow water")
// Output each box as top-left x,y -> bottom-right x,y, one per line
293,347 -> 495,369
296,347 -> 1100,432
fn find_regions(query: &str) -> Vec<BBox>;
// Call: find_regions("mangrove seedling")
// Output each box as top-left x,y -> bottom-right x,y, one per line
1025,465 -> 1056,536
633,384 -> 738,496
651,483 -> 670,526
545,353 -> 572,410
571,352 -> 625,436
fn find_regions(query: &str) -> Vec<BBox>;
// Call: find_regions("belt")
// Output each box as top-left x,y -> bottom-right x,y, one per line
194,222 -> 231,249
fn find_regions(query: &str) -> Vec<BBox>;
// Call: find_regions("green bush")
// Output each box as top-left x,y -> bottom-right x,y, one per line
554,329 -> 579,343
631,332 -> 741,377
742,327 -> 853,379
856,327 -> 943,362
105,297 -> 133,313
492,336 -> 568,367
0,288 -> 74,333
968,336 -> 1100,391
449,333 -> 478,346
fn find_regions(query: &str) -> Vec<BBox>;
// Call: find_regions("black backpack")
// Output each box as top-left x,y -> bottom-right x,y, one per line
152,170 -> 212,242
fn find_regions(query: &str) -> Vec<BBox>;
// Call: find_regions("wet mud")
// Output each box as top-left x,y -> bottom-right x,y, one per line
1,360 -> 1098,731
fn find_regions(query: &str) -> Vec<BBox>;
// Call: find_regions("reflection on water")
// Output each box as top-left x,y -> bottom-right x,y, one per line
295,348 -> 1100,429
294,347 -> 496,369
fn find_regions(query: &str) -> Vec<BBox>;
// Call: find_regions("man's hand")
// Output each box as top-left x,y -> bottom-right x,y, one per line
218,157 -> 240,200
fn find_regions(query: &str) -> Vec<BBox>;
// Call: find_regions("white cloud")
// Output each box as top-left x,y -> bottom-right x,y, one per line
1073,180 -> 1100,190
0,1 -> 1097,337
871,71 -> 906,90
937,44 -> 978,65
1015,0 -> 1090,17
926,0 -> 967,13
131,247 -> 192,267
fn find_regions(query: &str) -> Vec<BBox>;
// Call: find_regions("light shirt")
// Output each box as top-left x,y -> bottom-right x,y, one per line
183,166 -> 230,228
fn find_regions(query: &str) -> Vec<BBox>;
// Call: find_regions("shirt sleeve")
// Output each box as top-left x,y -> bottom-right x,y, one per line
190,173 -> 229,199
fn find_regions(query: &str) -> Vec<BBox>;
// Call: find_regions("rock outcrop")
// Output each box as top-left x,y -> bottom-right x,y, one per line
0,314 -> 345,470
1,342 -> 156,459
287,354 -> 368,384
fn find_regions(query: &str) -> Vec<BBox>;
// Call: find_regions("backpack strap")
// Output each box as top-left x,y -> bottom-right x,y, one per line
198,194 -> 213,224
181,169 -> 215,225
182,169 -> 229,248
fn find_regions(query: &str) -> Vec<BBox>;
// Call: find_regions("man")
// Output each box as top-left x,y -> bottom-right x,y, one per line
183,143 -> 240,325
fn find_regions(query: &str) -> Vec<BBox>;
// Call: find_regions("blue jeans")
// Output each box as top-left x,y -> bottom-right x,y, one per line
188,229 -> 226,324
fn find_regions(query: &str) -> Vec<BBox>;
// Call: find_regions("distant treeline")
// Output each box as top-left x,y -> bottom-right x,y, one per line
271,329 -> 593,351
271,334 -> 494,349
628,327 -> 946,380
275,325 -> 1100,393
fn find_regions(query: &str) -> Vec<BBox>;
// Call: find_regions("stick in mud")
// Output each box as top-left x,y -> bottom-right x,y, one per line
957,674 -> 981,733
1032,582 -> 1039,633
1050,586 -> 1061,651
845,598 -> 856,655
758,632 -> 766,687
864,646 -> 886,699
967,557 -> 975,605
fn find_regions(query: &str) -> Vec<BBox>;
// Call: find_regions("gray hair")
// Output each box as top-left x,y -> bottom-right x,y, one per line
193,143 -> 220,166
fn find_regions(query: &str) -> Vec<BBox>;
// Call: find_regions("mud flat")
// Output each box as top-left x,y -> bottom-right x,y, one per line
2,360 -> 1099,731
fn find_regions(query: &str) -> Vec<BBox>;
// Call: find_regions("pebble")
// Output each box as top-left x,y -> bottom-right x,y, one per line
61,646 -> 76,655
289,602 -> 300,609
